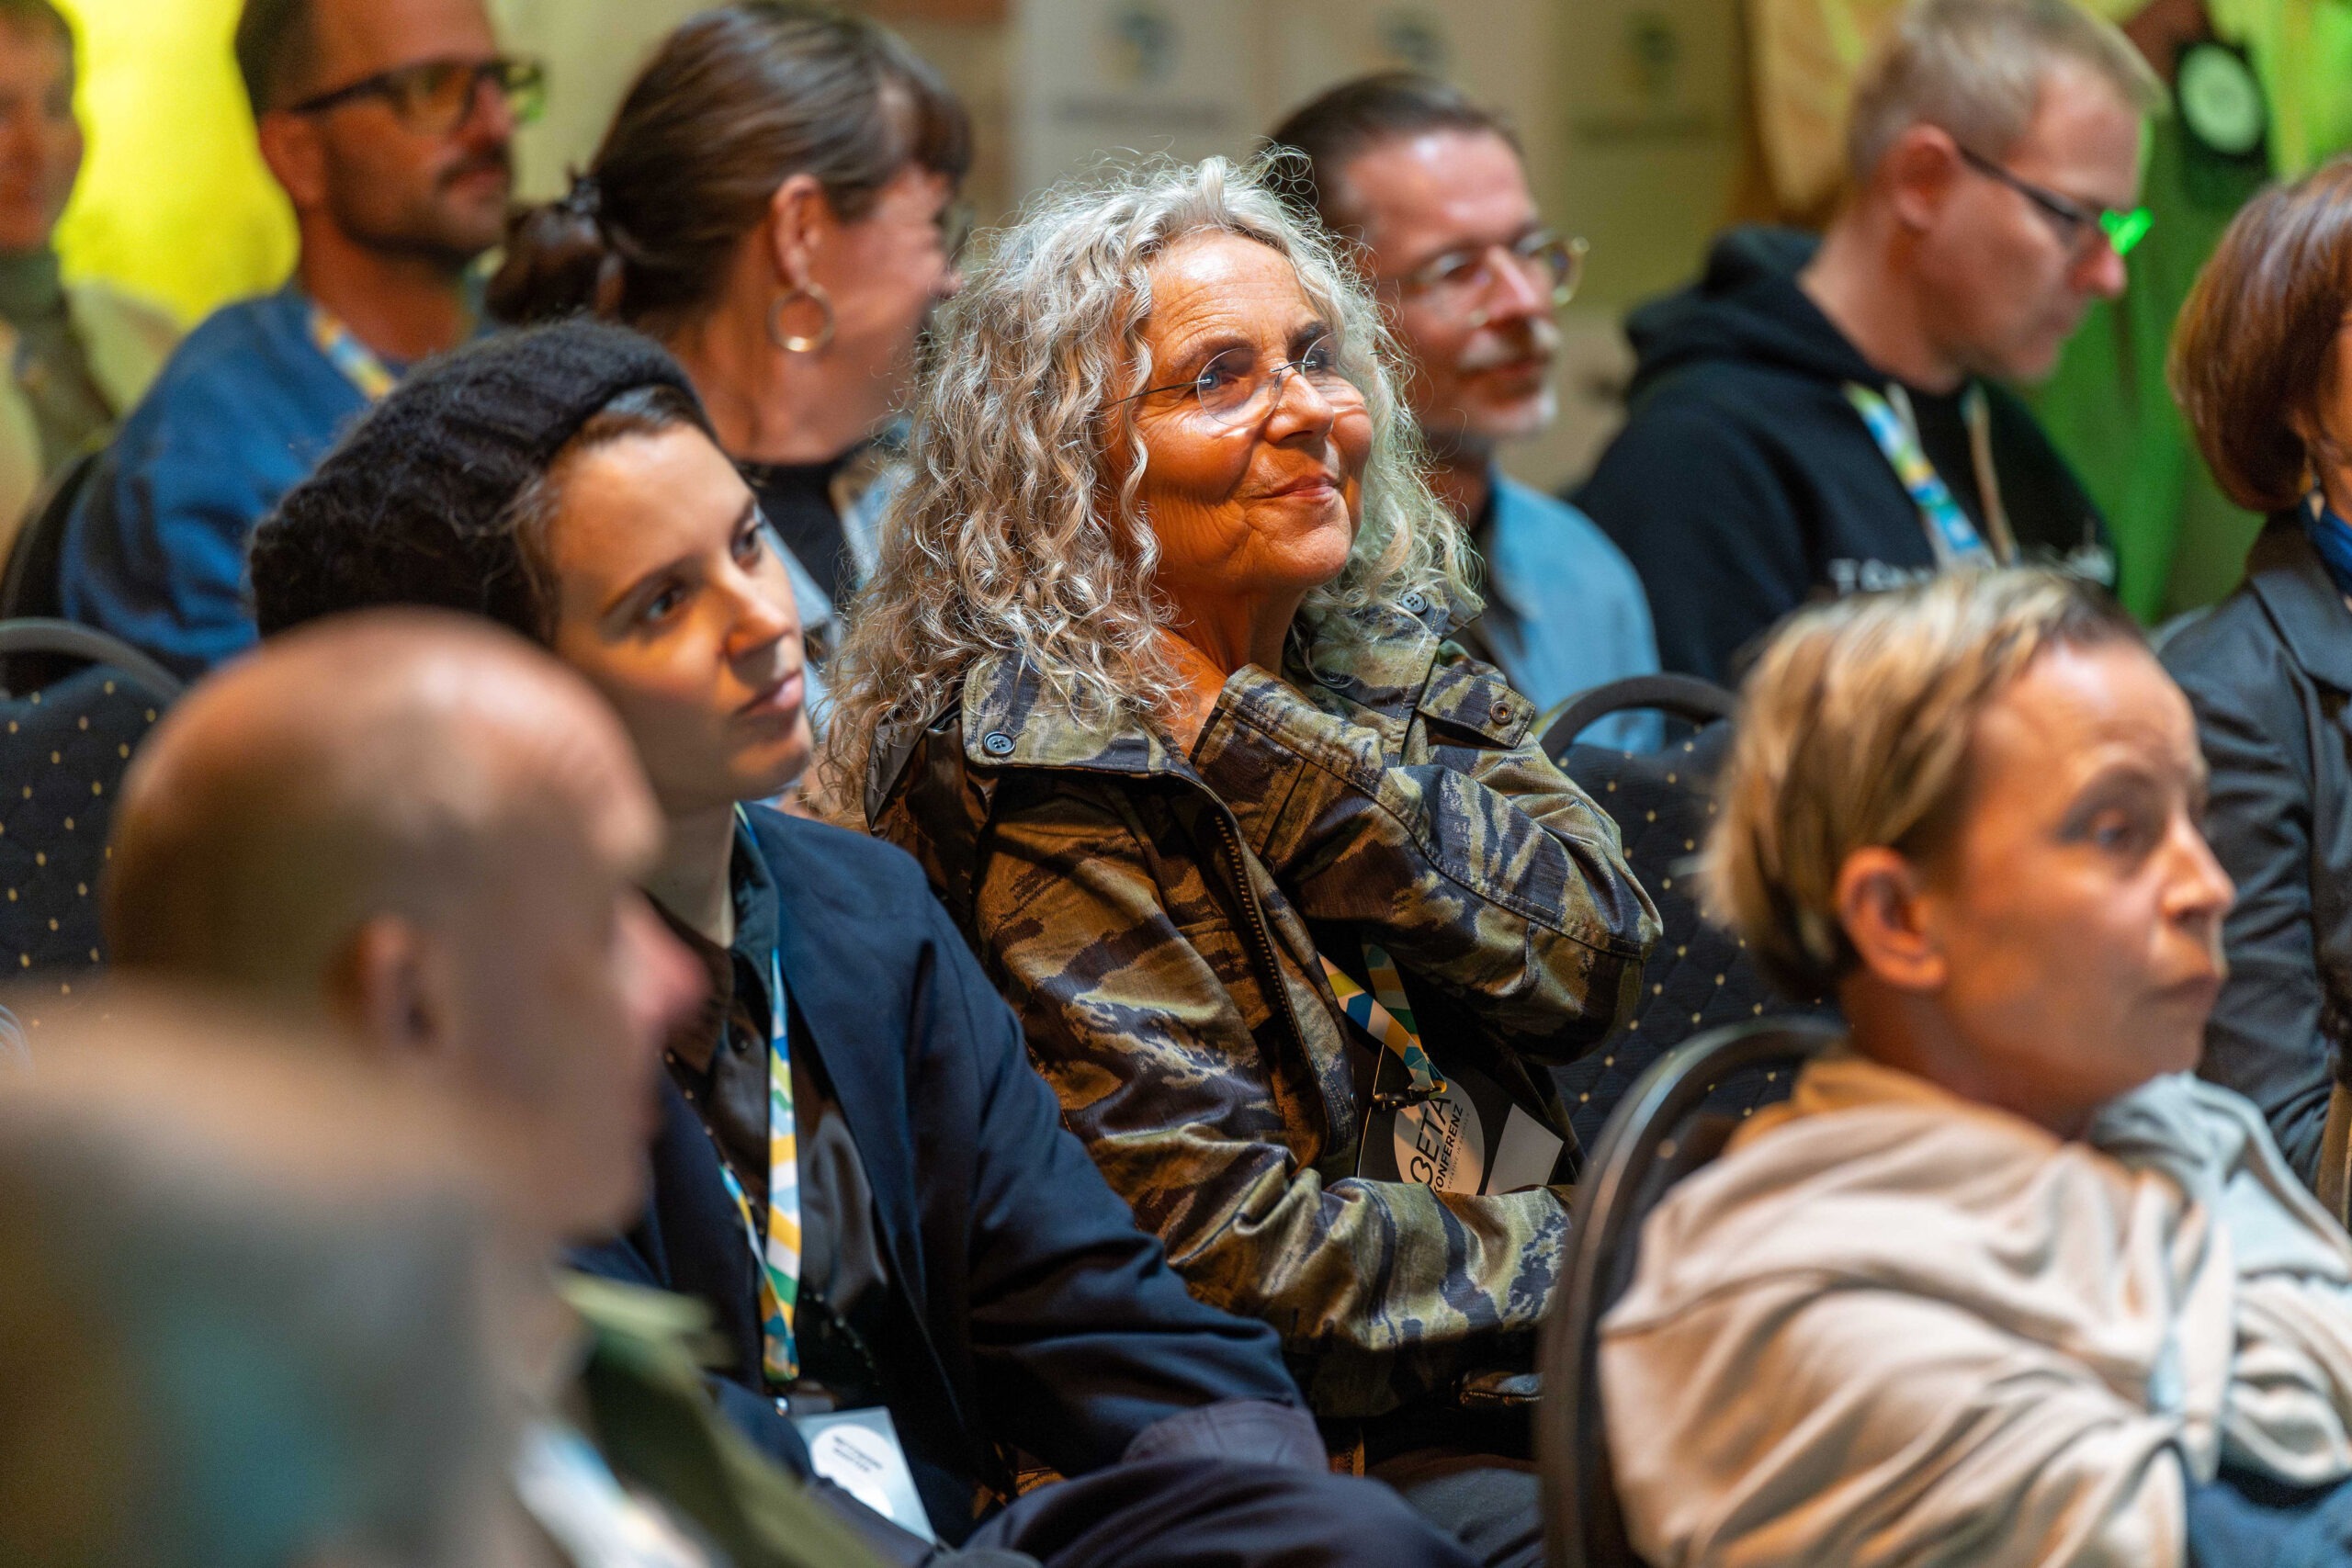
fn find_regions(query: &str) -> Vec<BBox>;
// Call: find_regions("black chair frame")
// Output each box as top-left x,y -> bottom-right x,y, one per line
0,617 -> 183,701
1540,672 -> 1738,761
1538,1014 -> 1845,1568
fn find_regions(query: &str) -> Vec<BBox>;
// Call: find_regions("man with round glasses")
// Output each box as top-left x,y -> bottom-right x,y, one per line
1269,75 -> 1660,748
56,0 -> 537,679
1576,0 -> 2158,685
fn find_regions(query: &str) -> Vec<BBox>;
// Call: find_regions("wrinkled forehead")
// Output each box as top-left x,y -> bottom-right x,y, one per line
1139,231 -> 1323,348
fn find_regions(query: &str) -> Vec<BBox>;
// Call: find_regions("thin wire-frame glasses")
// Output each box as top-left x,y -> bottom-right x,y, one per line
1119,335 -> 1364,430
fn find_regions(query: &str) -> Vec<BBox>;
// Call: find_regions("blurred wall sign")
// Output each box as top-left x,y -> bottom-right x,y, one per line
1571,3 -> 1726,146
1013,0 -> 1256,189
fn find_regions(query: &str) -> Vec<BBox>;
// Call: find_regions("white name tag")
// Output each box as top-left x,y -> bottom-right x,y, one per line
795,1406 -> 935,1541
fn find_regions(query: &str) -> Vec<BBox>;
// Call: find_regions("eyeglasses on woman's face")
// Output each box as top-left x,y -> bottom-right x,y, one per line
1120,334 -> 1367,431
287,56 -> 547,135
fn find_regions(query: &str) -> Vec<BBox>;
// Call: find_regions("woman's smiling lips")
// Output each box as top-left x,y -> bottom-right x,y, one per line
1261,468 -> 1341,502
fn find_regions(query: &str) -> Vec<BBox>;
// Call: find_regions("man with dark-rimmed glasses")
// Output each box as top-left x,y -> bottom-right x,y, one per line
58,0 -> 537,680
1576,0 -> 2162,686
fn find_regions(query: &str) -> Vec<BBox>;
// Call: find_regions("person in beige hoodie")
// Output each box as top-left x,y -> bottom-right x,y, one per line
1600,567 -> 2352,1568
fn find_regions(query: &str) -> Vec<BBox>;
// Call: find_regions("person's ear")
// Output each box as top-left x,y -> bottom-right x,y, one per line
1835,845 -> 1948,991
254,109 -> 331,214
1881,123 -> 1962,233
325,915 -> 456,1065
764,173 -> 831,291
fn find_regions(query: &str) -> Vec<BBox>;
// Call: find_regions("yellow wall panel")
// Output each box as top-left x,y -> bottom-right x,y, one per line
54,0 -> 297,325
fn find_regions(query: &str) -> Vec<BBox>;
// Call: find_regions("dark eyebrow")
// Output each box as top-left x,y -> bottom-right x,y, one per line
601,497 -> 760,622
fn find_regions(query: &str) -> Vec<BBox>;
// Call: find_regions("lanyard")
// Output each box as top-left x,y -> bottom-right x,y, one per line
1843,381 -> 2015,569
307,301 -> 399,402
1319,942 -> 1447,1108
708,807 -> 802,1387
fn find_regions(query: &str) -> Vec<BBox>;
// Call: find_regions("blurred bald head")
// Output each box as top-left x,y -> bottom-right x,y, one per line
105,610 -> 701,1239
108,609 -> 650,989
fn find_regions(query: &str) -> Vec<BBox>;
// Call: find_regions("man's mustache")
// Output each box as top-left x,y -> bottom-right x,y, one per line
1457,316 -> 1560,374
438,147 -> 514,189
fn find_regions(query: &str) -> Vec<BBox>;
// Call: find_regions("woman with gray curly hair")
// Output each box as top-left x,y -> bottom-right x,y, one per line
831,155 -> 1657,1562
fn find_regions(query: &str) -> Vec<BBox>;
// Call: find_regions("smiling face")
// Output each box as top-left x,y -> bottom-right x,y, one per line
543,423 -> 810,816
1912,61 -> 2143,383
1124,231 -> 1374,635
1871,641 -> 2233,1129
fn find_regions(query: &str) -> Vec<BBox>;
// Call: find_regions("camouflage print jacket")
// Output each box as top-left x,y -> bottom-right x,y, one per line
864,598 -> 1660,1416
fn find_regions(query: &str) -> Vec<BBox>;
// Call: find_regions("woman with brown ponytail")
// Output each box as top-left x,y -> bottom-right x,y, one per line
489,1 -> 969,700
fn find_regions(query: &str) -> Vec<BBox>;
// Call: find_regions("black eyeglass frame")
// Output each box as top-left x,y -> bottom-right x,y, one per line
284,55 -> 546,126
1951,143 -> 2147,256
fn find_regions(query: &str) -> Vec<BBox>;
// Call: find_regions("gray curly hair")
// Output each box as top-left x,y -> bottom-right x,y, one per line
823,152 -> 1473,799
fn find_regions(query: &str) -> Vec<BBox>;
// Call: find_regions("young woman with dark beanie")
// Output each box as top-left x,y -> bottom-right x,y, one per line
247,315 -> 1480,1568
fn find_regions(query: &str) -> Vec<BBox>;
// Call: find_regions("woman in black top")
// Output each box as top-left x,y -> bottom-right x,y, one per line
491,2 -> 969,700
2162,158 -> 2352,1201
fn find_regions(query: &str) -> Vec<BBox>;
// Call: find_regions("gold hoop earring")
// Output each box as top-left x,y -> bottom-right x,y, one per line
766,285 -> 835,355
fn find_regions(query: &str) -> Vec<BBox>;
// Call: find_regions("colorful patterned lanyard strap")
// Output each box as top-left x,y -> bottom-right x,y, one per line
307,301 -> 399,402
1842,381 -> 2003,568
1319,942 -> 1447,1109
707,814 -> 802,1388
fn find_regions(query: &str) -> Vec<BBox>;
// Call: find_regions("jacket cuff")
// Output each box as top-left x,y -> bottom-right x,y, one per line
1119,1397 -> 1327,1473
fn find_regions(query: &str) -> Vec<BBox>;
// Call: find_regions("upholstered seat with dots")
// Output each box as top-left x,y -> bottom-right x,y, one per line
1543,677 -> 1840,1157
1,621 -> 180,1032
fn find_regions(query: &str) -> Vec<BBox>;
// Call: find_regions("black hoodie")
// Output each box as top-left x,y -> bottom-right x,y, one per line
1572,226 -> 2109,682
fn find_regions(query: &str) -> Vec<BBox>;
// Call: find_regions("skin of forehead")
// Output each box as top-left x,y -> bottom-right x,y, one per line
124,614 -> 651,965
1144,231 -> 1321,363
306,0 -> 497,89
1341,128 -> 1533,265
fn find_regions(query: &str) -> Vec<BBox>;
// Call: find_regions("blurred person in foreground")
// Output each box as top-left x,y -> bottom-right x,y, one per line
56,0 -> 536,677
1576,0 -> 2152,683
106,607 -> 908,1567
0,0 -> 177,558
830,155 -> 1658,1567
2160,158 -> 2352,1198
1265,74 -> 1657,745
1602,568 -> 2352,1567
492,1 -> 967,710
247,317 -> 1477,1568
0,992 -> 538,1568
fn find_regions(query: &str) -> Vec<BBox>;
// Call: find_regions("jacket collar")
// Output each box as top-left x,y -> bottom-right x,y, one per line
939,593 -> 1466,778
2247,513 -> 2352,694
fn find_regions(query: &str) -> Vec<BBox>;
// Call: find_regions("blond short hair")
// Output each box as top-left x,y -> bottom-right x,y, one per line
1702,569 -> 2140,998
1846,0 -> 2163,183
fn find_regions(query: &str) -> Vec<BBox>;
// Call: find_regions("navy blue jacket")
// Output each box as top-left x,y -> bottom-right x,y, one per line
572,807 -> 1306,1541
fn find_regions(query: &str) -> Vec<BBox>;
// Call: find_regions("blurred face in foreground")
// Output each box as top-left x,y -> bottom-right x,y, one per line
1839,640 -> 2233,1134
0,17 -> 79,254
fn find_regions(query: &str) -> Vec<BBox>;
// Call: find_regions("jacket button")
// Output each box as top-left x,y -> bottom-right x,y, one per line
1400,590 -> 1428,614
1315,668 -> 1348,688
1490,695 -> 1515,723
982,730 -> 1015,756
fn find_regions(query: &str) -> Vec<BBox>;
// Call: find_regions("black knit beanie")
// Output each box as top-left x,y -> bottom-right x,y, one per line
251,317 -> 708,642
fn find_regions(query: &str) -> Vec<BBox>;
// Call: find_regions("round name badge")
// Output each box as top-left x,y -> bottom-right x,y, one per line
2178,42 -> 2265,159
